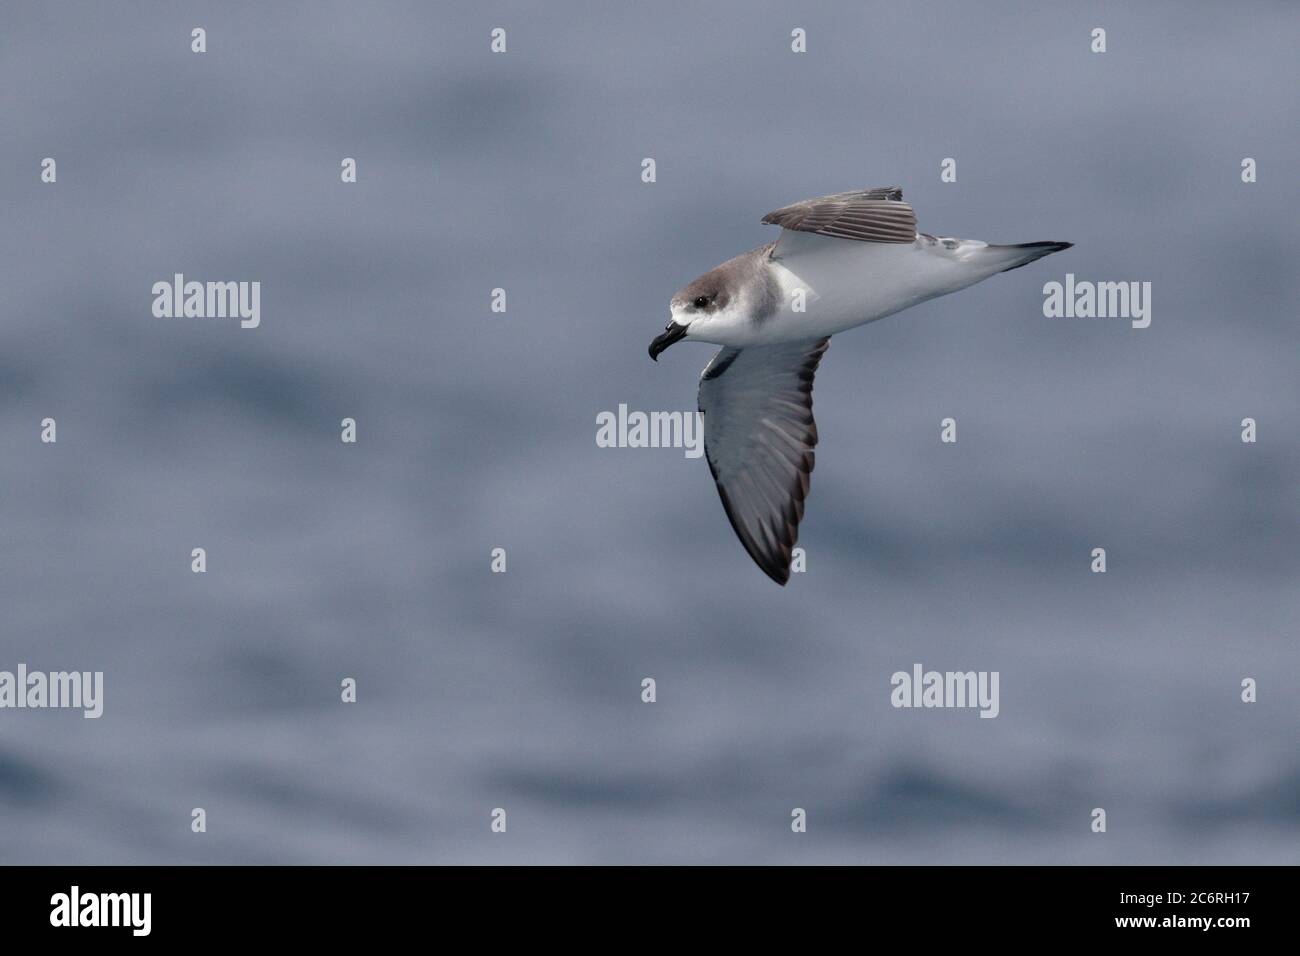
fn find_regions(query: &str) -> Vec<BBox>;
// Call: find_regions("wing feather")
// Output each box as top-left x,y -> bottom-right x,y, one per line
697,338 -> 831,584
762,188 -> 917,245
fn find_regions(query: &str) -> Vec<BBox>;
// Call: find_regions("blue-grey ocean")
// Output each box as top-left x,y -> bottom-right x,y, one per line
1,1 -> 1296,864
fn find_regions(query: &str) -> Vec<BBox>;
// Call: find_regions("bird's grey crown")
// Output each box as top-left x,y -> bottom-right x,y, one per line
673,243 -> 779,320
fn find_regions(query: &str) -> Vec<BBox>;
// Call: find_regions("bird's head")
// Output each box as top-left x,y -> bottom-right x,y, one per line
649,267 -> 747,360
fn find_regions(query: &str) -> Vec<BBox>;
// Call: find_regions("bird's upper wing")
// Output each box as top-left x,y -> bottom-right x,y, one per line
697,337 -> 830,585
763,187 -> 917,248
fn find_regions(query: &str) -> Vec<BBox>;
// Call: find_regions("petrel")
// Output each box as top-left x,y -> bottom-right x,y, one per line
648,187 -> 1071,585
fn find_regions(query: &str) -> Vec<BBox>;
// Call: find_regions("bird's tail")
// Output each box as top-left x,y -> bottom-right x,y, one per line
980,241 -> 1073,274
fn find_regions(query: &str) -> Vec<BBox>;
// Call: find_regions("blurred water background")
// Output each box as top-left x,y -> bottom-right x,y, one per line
1,0 -> 1296,863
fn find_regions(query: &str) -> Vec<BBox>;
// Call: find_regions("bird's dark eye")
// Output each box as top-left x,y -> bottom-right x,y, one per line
693,296 -> 710,309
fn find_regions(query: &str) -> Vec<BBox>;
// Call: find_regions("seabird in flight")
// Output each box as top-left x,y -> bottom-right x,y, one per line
649,187 -> 1070,584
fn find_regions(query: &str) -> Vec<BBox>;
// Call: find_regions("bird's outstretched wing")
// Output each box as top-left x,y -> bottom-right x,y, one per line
763,187 -> 917,246
697,337 -> 830,585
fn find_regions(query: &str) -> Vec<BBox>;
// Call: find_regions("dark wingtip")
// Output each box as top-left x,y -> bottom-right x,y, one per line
1014,240 -> 1072,251
764,564 -> 791,586
997,241 -> 1073,273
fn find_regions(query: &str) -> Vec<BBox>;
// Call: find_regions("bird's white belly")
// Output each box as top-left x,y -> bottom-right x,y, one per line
757,238 -> 986,343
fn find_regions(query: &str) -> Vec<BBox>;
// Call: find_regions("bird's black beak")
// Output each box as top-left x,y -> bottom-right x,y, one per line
648,322 -> 689,361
